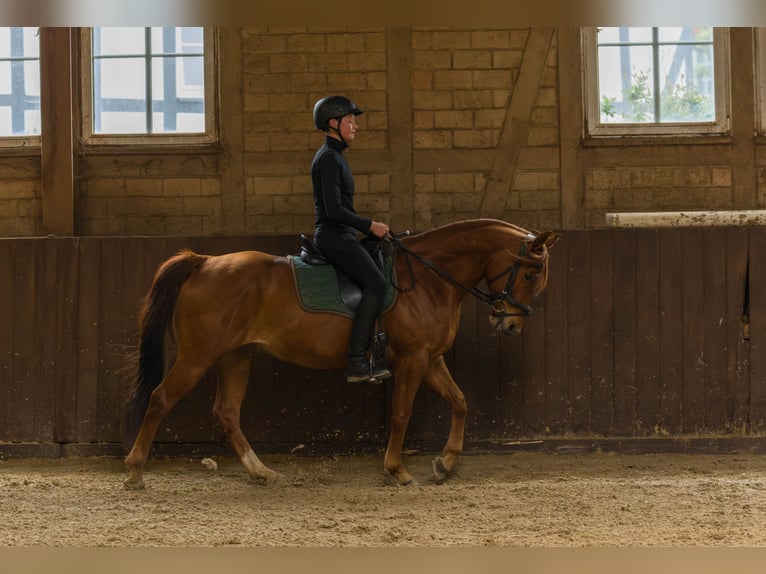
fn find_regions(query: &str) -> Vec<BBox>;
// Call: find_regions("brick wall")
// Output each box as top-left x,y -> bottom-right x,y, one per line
80,176 -> 222,235
584,166 -> 734,228
2,27 -> 761,238
410,28 -> 560,231
241,28 -> 389,235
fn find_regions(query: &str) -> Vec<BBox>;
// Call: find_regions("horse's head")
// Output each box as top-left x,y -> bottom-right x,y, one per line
486,230 -> 560,335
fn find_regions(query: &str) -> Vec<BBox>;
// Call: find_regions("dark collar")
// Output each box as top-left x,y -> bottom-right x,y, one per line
325,135 -> 348,152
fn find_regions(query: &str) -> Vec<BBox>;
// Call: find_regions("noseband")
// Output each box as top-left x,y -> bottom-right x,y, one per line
389,232 -> 542,317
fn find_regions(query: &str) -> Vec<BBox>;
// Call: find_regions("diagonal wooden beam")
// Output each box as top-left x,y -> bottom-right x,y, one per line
479,27 -> 555,218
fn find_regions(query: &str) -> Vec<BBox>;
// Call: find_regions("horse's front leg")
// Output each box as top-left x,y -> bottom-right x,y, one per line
423,355 -> 467,484
383,352 -> 427,486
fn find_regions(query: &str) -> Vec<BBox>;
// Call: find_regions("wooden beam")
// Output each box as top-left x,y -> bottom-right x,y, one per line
729,28 -> 757,209
219,28 -> 247,234
386,27 -> 414,231
558,27 -> 584,229
479,27 -> 555,218
40,28 -> 75,236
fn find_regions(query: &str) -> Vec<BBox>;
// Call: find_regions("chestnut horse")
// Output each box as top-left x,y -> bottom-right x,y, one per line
122,219 -> 559,489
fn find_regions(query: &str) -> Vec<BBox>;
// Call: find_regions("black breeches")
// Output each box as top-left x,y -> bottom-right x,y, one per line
315,232 -> 387,301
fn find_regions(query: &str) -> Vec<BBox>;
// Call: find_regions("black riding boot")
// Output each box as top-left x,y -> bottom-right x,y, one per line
347,291 -> 392,382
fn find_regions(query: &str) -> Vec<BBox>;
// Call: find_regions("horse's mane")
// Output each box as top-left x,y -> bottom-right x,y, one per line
403,218 -> 534,246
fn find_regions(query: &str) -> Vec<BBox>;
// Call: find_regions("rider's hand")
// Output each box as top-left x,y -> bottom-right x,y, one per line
369,221 -> 390,239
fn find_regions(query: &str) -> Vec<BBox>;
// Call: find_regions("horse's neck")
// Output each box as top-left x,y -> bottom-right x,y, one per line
410,221 -> 520,288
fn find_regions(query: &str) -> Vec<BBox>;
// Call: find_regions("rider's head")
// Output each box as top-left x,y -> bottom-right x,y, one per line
313,95 -> 363,143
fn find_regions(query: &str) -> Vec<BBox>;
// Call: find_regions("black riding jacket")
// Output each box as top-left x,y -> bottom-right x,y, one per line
311,136 -> 372,237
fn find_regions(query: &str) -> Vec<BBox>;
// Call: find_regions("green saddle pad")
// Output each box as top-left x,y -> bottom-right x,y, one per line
290,255 -> 397,318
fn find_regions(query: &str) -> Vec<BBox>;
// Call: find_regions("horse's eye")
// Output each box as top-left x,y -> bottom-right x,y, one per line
523,273 -> 534,282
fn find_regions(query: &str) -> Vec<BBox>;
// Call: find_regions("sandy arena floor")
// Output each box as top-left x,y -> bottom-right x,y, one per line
1,451 -> 766,547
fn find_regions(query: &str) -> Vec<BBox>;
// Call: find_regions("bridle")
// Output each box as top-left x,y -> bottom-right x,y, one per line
388,232 -> 544,318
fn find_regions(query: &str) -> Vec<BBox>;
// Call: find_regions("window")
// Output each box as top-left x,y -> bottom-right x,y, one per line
0,27 -> 40,140
82,27 -> 216,145
582,27 -> 730,137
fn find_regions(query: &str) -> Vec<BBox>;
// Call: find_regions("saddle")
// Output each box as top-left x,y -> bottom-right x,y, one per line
297,234 -> 388,312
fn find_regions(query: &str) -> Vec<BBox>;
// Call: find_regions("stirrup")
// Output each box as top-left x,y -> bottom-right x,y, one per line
368,366 -> 391,384
347,357 -> 372,383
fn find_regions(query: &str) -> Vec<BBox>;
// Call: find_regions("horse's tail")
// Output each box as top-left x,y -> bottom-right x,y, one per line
122,249 -> 210,452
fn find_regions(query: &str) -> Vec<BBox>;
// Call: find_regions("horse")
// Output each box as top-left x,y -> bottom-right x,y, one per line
122,218 -> 560,489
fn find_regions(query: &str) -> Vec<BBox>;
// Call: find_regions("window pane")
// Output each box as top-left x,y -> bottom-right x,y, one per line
175,112 -> 205,132
94,58 -> 146,133
99,111 -> 147,134
659,43 -> 715,122
0,27 -> 40,137
0,60 -> 9,94
97,58 -> 146,99
598,27 -> 653,45
598,45 -> 655,123
94,27 -> 145,56
180,27 -> 204,53
24,108 -> 40,134
658,27 -> 712,43
150,55 -> 204,133
22,27 -> 39,57
24,60 -> 40,96
149,26 -> 203,55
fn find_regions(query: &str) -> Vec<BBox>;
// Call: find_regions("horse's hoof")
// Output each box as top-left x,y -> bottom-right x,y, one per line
432,457 -> 449,484
399,477 -> 418,487
123,478 -> 145,491
249,471 -> 283,486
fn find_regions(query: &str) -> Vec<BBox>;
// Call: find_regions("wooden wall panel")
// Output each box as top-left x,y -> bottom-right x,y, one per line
725,228 -> 750,431
75,238 -> 101,443
658,229 -> 684,434
544,232 -> 568,434
748,228 -> 766,431
634,229 -> 659,435
566,231 -> 591,434
51,239 -> 79,443
11,240 -> 38,441
703,228 -> 730,430
0,240 -> 13,441
589,230 -> 614,435
1,228 -> 764,452
612,231 -> 637,434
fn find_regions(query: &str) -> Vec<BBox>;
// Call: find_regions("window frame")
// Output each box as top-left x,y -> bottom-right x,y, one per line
0,26 -> 41,150
582,27 -> 731,139
80,26 -> 218,148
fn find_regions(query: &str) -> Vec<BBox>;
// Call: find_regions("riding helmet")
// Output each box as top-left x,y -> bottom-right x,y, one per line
313,95 -> 364,131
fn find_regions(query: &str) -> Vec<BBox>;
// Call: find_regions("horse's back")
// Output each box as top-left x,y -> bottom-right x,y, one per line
178,249 -> 293,303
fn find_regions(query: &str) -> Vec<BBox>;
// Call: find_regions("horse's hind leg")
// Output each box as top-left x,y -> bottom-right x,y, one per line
124,358 -> 209,490
423,355 -> 467,484
213,350 -> 279,485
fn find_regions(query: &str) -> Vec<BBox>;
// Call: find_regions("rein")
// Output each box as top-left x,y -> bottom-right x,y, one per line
387,231 -> 540,317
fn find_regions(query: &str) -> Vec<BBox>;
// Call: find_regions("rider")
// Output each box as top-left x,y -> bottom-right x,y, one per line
311,95 -> 392,383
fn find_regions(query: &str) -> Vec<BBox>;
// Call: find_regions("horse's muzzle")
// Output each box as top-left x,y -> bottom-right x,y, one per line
489,314 -> 523,335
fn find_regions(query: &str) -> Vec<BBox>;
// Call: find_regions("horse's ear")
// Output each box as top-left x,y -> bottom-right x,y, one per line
530,231 -> 561,253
